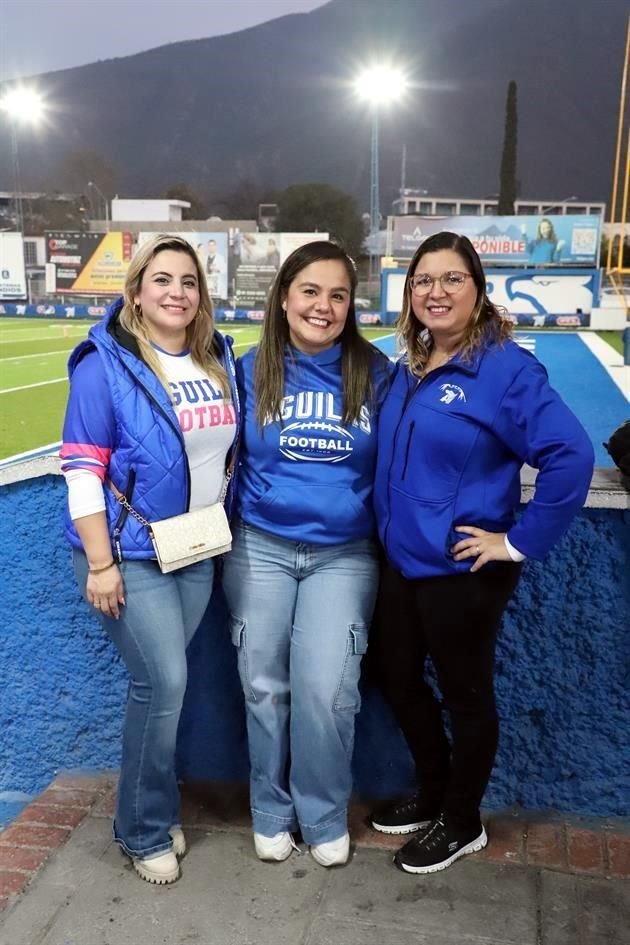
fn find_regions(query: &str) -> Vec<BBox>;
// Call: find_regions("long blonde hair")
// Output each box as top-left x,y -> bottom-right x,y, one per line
397,232 -> 512,378
119,234 -> 229,396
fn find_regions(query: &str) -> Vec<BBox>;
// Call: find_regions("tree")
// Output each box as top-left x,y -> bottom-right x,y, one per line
498,81 -> 518,216
57,150 -> 117,202
275,183 -> 364,258
211,178 -> 276,221
165,185 -> 208,220
21,194 -> 89,236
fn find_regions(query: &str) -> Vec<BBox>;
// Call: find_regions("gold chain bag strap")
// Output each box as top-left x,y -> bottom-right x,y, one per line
109,472 -> 232,574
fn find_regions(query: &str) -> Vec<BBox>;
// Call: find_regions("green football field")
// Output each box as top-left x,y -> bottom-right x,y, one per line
0,319 -> 394,462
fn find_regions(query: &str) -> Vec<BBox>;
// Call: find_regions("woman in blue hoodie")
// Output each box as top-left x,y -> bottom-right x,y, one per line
522,217 -> 565,264
370,232 -> 593,875
60,235 -> 239,885
222,241 -> 391,867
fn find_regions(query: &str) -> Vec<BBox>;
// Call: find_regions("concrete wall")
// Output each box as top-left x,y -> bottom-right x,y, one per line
1,464 -> 628,816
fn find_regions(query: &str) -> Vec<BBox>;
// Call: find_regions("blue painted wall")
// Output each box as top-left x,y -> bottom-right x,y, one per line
1,475 -> 628,816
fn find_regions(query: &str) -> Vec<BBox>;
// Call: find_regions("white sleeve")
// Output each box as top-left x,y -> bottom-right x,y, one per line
64,468 -> 106,520
504,534 -> 526,562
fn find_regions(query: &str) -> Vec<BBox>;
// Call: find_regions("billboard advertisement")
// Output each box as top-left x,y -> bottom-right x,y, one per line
233,232 -> 328,304
0,233 -> 27,300
389,215 -> 601,266
381,267 -> 600,327
138,232 -> 229,300
46,232 -> 133,295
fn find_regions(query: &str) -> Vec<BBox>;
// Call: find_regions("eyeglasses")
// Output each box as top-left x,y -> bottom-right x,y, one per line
409,271 -> 473,296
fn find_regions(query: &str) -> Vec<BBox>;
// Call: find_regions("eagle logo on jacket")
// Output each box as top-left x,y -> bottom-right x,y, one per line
438,384 -> 466,405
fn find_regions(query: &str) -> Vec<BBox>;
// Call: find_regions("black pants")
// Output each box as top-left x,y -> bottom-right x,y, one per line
370,560 -> 521,829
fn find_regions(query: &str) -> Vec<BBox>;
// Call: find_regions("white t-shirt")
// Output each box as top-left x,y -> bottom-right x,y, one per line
158,347 -> 236,509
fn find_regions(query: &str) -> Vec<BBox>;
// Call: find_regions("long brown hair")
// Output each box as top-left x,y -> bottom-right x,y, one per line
119,234 -> 229,396
254,240 -> 377,426
397,231 -> 512,378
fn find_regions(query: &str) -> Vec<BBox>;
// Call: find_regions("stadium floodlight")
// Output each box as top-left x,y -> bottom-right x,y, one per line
0,87 -> 47,236
354,66 -> 409,280
354,66 -> 408,107
0,87 -> 46,124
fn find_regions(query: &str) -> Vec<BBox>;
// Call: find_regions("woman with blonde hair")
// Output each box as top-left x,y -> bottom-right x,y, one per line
61,234 -> 239,885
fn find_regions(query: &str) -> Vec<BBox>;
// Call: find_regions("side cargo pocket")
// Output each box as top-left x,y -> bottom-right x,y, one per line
333,623 -> 369,711
229,614 -> 257,703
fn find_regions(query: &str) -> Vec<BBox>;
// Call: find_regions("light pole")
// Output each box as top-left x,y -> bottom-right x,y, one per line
355,66 -> 408,281
88,180 -> 110,231
540,196 -> 579,214
0,87 -> 46,235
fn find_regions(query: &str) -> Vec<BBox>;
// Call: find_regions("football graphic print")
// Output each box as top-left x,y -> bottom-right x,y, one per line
279,421 -> 354,463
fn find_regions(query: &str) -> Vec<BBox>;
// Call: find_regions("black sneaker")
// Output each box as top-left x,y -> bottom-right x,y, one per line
393,816 -> 487,873
371,793 -> 440,835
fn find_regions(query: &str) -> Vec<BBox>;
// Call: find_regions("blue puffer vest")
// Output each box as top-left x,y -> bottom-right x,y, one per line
64,298 -> 240,560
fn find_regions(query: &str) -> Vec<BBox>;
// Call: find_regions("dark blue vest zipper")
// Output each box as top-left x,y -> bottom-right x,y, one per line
113,468 -> 136,563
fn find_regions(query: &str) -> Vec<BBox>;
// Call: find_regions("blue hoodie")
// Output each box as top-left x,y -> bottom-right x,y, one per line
374,339 -> 594,579
235,343 -> 392,546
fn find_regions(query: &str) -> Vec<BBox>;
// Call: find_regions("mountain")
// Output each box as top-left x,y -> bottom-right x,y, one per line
0,0 -> 627,212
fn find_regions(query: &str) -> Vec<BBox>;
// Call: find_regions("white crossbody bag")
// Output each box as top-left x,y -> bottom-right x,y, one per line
110,473 -> 232,574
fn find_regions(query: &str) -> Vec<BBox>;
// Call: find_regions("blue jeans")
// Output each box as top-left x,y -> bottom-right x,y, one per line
73,549 -> 214,858
222,521 -> 378,845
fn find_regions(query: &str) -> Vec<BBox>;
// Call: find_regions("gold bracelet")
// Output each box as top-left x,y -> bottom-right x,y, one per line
88,560 -> 116,575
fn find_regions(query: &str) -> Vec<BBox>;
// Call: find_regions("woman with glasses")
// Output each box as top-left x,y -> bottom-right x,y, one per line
370,232 -> 593,874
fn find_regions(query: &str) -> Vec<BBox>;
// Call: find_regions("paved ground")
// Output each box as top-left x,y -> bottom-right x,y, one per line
0,775 -> 628,945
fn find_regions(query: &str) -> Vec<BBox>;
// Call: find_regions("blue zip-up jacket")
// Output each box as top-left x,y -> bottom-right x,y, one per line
374,339 -> 594,579
62,298 -> 240,560
235,343 -> 393,546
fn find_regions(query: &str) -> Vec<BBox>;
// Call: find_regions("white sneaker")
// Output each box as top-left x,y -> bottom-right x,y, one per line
169,826 -> 186,858
310,832 -> 350,867
132,850 -> 180,885
254,831 -> 295,862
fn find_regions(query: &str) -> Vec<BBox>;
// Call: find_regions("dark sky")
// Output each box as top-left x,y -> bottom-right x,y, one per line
0,0 -> 329,82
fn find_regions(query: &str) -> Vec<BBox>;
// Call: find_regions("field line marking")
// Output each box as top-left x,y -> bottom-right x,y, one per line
578,333 -> 630,399
0,325 -> 87,334
0,329 -> 88,341
0,378 -> 67,394
0,349 -> 75,363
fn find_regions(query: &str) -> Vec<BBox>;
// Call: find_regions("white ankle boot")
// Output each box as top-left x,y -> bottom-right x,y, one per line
132,850 -> 180,884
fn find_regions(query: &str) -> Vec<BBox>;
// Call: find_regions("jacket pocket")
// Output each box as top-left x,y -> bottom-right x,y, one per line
253,484 -> 366,534
396,410 -> 478,503
388,487 -> 458,576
